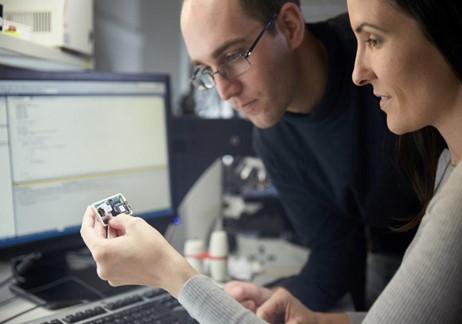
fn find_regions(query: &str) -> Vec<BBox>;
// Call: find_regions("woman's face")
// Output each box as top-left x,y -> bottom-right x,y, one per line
347,0 -> 461,135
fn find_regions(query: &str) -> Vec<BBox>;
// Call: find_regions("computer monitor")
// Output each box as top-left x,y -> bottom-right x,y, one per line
0,70 -> 175,301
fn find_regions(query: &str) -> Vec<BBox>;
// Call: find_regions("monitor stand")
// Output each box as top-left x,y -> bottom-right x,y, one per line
9,249 -> 136,310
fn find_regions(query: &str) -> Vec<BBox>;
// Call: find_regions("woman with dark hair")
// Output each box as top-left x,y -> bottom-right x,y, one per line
80,0 -> 462,322
256,0 -> 462,322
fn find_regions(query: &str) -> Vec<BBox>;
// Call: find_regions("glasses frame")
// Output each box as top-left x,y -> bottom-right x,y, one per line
191,12 -> 278,90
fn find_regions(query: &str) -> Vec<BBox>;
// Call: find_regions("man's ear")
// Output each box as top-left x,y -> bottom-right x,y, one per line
275,3 -> 306,49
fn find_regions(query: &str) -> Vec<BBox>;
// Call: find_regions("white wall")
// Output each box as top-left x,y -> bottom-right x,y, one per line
94,0 -> 187,114
94,0 -> 348,114
300,0 -> 347,22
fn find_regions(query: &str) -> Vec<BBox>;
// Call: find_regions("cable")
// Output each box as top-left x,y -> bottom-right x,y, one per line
0,303 -> 44,324
0,276 -> 13,288
0,276 -> 95,321
0,296 -> 18,308
0,255 -> 98,323
0,279 -> 91,323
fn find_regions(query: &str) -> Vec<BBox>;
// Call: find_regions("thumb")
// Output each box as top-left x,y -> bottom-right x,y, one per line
108,213 -> 132,231
241,300 -> 257,312
256,294 -> 286,323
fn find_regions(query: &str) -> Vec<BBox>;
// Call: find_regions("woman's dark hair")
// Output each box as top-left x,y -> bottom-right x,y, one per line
397,128 -> 446,230
238,0 -> 301,25
389,0 -> 461,229
390,0 -> 462,80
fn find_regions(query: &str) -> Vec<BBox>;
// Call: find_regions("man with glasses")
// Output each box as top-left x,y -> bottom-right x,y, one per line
191,13 -> 277,92
180,0 -> 420,312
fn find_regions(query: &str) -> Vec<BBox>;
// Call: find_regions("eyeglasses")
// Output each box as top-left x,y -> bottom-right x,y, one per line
191,13 -> 278,91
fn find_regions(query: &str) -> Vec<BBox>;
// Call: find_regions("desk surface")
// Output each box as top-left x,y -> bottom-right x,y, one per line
0,237 -> 350,323
0,263 -> 54,323
0,237 -> 308,323
0,251 -> 134,323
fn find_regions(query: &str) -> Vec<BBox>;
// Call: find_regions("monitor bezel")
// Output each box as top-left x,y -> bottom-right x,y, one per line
0,69 -> 177,260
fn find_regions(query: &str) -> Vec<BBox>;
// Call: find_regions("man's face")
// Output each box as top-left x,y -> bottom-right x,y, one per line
181,0 -> 297,128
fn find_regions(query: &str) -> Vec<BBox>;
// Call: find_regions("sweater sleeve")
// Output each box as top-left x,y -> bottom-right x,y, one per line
360,162 -> 462,323
178,275 -> 267,324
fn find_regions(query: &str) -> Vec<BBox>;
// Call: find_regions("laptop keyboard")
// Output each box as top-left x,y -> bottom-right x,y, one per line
27,287 -> 196,324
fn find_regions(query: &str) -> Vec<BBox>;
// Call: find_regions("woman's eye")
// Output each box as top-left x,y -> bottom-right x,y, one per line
366,38 -> 381,48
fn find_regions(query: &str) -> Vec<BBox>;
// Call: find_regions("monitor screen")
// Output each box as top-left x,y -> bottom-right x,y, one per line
0,71 -> 174,255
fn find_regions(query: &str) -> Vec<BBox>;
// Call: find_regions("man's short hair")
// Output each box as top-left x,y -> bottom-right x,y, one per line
239,0 -> 301,24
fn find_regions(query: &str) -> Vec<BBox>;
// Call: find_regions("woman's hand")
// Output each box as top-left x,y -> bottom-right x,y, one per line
257,289 -> 350,324
80,206 -> 197,297
256,288 -> 319,324
224,280 -> 273,312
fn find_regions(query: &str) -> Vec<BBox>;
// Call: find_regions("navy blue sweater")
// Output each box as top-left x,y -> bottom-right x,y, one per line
253,15 -> 419,311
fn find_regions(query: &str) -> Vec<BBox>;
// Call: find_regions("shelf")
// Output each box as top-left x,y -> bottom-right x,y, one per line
0,33 -> 93,71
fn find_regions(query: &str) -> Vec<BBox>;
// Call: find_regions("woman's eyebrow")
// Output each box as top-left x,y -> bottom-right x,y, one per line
355,22 -> 389,34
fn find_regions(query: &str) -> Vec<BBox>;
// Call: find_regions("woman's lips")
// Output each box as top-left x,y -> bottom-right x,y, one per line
379,96 -> 392,110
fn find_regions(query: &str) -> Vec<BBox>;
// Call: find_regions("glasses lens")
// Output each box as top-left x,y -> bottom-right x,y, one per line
201,73 -> 215,89
191,55 -> 252,90
220,55 -> 251,80
192,68 -> 215,90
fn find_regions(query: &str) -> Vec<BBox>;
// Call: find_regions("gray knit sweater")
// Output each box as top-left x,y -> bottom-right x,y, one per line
178,151 -> 462,324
